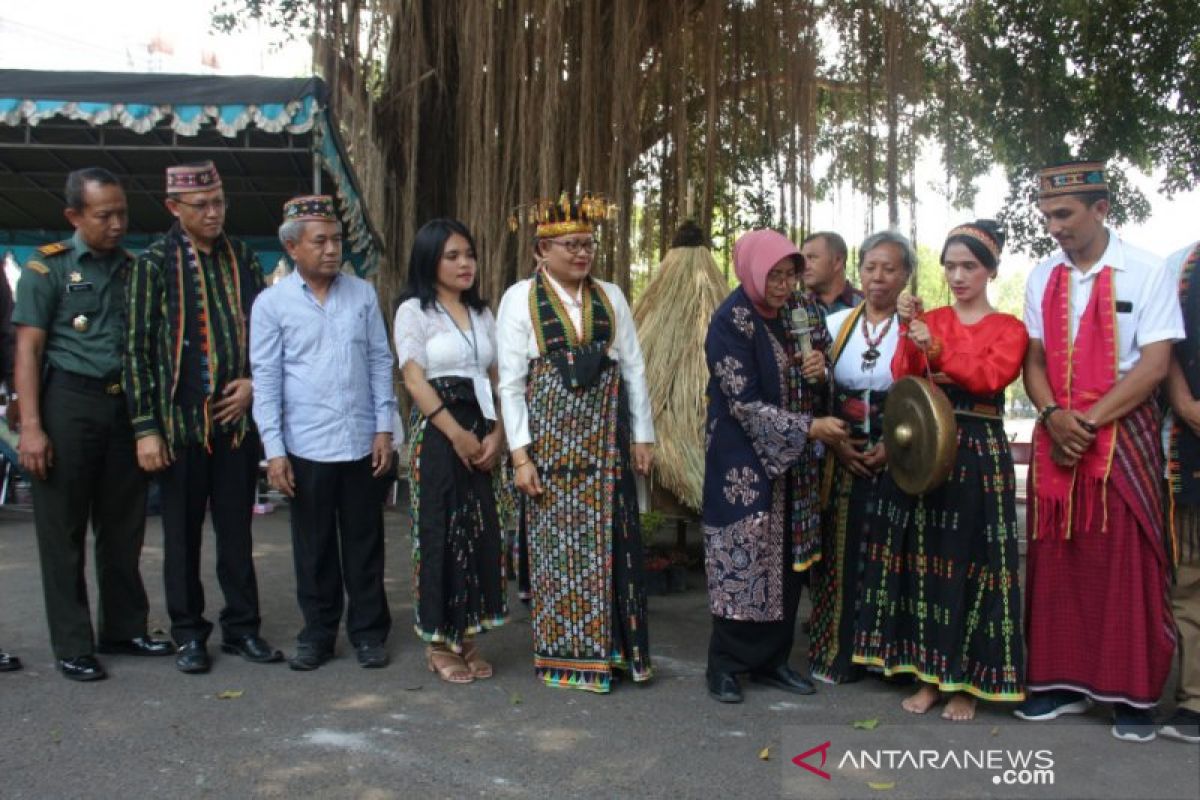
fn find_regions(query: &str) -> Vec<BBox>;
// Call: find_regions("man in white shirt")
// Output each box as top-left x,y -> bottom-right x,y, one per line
1017,161 -> 1182,742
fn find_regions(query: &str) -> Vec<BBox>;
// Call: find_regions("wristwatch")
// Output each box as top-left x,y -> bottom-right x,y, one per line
1037,403 -> 1060,427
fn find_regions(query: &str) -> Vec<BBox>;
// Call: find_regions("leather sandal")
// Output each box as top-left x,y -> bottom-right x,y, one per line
426,645 -> 473,684
462,640 -> 493,679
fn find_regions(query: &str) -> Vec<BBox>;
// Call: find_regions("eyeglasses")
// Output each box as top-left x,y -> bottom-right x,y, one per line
173,198 -> 227,213
765,270 -> 799,287
547,238 -> 598,255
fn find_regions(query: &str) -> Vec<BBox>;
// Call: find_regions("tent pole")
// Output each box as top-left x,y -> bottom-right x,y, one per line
312,112 -> 323,194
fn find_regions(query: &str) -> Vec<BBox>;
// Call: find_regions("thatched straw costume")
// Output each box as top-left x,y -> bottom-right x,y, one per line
633,222 -> 729,512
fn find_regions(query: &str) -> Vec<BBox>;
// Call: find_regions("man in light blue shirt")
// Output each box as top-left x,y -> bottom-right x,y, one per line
251,195 -> 396,671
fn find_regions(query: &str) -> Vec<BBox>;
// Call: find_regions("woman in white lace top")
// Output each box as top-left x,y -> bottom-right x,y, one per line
393,219 -> 507,685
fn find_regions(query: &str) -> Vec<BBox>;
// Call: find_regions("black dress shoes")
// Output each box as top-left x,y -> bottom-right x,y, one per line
707,671 -> 743,703
59,655 -> 106,682
176,640 -> 211,674
750,664 -> 817,695
288,643 -> 334,671
354,641 -> 389,669
221,635 -> 284,664
0,650 -> 21,672
97,636 -> 174,657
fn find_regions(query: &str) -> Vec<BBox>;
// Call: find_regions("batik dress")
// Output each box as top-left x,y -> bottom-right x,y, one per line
394,298 -> 507,653
809,303 -> 901,683
495,271 -> 654,693
852,307 -> 1028,701
703,288 -> 828,674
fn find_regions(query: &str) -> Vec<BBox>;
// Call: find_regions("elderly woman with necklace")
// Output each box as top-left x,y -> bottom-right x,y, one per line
496,195 -> 654,694
808,230 -> 914,684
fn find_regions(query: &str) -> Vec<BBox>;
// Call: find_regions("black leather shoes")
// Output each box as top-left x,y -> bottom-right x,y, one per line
0,650 -> 21,672
354,641 -> 389,669
288,643 -> 334,671
175,640 -> 211,674
750,664 -> 817,695
707,671 -> 743,703
97,636 -> 174,657
59,655 -> 106,682
221,635 -> 283,664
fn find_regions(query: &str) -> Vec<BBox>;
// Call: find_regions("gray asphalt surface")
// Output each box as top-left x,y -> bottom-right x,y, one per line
0,504 -> 1195,799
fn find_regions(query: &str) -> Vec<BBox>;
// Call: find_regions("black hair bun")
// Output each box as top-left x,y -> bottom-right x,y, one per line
974,218 -> 1006,253
671,220 -> 709,249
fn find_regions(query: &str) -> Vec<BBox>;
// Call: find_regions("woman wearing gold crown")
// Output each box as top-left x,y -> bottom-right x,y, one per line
496,194 -> 654,693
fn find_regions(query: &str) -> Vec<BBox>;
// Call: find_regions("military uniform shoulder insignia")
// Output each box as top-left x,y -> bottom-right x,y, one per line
25,261 -> 50,275
36,241 -> 71,257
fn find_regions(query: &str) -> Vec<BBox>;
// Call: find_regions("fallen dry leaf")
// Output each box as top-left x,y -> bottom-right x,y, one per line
758,747 -> 770,761
868,781 -> 896,790
215,689 -> 244,700
853,718 -> 880,730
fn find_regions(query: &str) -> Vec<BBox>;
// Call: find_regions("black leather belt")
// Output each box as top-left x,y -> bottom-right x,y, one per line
47,368 -> 123,396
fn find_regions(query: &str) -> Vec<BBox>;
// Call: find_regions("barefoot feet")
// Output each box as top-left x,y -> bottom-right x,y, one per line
941,693 -> 977,721
901,684 -> 940,714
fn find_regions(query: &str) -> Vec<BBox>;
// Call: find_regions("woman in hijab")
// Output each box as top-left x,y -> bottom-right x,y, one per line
703,228 -> 848,704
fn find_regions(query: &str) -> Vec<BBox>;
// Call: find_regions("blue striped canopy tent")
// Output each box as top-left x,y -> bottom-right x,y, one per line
0,69 -> 381,276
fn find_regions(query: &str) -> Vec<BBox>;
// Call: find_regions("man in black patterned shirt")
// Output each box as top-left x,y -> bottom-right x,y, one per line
124,161 -> 279,674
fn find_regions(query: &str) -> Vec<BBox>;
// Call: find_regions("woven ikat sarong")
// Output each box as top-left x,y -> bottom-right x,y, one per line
525,356 -> 651,693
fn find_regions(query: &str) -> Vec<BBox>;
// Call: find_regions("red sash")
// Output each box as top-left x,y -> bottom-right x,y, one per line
1031,264 -> 1119,539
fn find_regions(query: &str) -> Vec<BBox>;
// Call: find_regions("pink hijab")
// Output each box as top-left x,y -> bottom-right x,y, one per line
731,229 -> 803,319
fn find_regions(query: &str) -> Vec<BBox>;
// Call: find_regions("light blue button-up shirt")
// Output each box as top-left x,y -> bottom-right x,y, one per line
251,270 -> 396,462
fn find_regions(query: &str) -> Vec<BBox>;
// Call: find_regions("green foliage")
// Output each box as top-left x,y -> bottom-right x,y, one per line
210,0 -> 313,36
640,510 -> 666,548
952,0 -> 1200,255
212,0 -> 1200,263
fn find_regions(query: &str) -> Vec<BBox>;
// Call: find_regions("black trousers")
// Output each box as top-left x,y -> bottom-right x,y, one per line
32,375 -> 150,659
288,454 -> 391,649
707,532 -> 804,676
158,430 -> 262,644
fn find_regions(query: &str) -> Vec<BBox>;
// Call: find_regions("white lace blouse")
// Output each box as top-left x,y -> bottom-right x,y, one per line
393,297 -> 498,420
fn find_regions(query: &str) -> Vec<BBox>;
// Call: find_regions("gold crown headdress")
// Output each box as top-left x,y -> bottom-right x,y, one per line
508,191 -> 617,238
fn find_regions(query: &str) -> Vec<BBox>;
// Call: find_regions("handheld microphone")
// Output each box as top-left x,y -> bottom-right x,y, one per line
789,306 -> 819,384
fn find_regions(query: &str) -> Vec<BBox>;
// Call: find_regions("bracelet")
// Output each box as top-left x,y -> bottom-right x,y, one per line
428,403 -> 447,420
1037,403 -> 1060,426
512,458 -> 532,469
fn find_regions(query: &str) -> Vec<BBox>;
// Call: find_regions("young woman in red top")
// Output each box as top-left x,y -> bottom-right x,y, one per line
852,220 -> 1029,721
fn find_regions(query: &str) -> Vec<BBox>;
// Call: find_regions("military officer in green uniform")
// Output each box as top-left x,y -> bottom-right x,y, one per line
13,167 -> 172,681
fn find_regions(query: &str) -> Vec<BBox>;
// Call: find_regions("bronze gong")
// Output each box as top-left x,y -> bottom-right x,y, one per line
883,375 -> 958,495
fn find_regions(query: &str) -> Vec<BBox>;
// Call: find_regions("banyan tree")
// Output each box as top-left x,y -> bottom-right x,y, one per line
216,0 -> 1200,292
217,0 -> 937,306
214,0 -> 1199,512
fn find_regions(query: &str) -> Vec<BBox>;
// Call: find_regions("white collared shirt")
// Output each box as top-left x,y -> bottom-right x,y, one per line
495,275 -> 655,451
1024,227 -> 1183,375
541,269 -> 586,332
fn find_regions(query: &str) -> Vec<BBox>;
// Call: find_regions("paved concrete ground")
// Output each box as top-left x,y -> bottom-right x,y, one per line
0,505 -> 1196,799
